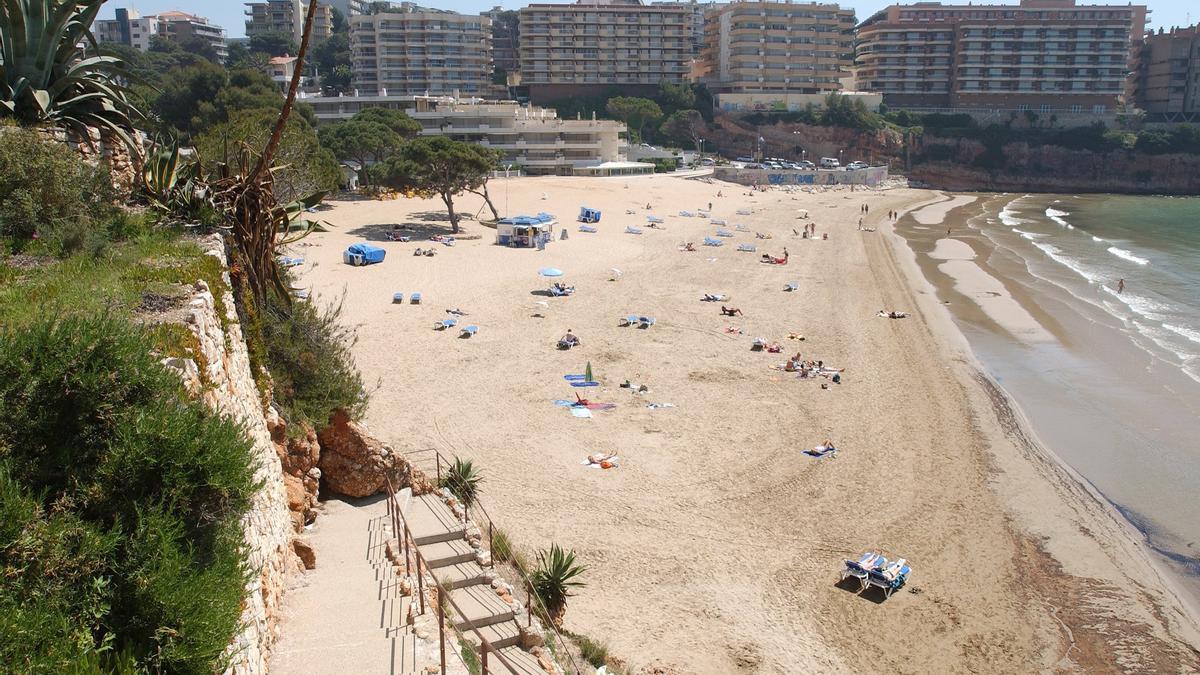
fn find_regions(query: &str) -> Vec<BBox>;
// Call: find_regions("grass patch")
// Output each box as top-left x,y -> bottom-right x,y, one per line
572,633 -> 610,668
0,314 -> 257,671
459,637 -> 481,675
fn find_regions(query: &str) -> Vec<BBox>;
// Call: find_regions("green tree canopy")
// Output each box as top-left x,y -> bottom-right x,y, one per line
606,96 -> 662,142
152,65 -> 310,140
248,32 -> 297,57
660,109 -> 704,151
656,80 -> 696,114
317,120 -> 401,186
371,136 -> 501,232
224,42 -> 271,72
196,109 -> 339,203
352,106 -> 421,138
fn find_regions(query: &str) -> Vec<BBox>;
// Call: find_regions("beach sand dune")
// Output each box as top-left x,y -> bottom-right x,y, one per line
290,176 -> 1200,673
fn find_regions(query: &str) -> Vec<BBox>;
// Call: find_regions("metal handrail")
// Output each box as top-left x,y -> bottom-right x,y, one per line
384,475 -> 520,675
405,448 -> 584,675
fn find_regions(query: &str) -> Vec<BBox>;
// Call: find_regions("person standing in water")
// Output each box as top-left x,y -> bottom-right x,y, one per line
1117,278 -> 1125,294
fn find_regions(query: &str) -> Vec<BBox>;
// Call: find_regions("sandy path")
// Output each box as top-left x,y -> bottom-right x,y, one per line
289,176 -> 1200,673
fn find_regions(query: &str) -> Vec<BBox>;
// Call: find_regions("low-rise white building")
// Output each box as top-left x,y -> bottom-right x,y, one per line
301,93 -> 651,175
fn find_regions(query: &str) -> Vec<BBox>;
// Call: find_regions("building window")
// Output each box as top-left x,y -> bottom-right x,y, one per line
1039,104 -> 1051,113
1092,105 -> 1106,114
1017,103 -> 1029,111
1070,104 -> 1083,113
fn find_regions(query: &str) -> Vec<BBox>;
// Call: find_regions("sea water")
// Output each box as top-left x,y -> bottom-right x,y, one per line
914,194 -> 1200,596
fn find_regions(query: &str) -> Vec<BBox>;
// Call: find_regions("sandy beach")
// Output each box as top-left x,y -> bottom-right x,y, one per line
289,174 -> 1200,673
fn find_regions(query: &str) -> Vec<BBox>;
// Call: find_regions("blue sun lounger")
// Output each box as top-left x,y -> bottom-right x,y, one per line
619,315 -> 637,327
703,237 -> 723,247
711,219 -> 727,226
410,292 -> 421,304
277,256 -> 304,267
436,318 -> 457,330
647,215 -> 664,224
735,224 -> 751,232
460,325 -> 478,338
579,225 -> 598,233
679,210 -> 695,217
841,552 -> 882,591
785,282 -> 798,292
625,226 -> 643,234
737,243 -> 757,252
716,229 -> 734,237
865,559 -> 910,599
392,292 -> 404,303
638,316 -> 655,328
737,208 -> 752,216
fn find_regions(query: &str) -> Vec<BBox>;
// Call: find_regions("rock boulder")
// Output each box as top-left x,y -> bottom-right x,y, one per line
317,410 -> 417,497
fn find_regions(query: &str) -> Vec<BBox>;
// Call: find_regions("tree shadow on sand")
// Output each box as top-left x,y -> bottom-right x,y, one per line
344,211 -> 481,242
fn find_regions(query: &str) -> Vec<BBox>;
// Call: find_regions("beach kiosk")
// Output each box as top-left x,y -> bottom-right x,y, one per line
496,213 -> 557,248
578,206 -> 601,224
343,242 -> 386,266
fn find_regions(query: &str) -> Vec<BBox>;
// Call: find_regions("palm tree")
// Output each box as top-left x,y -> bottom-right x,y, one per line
440,457 -> 483,511
0,0 -> 140,149
529,544 -> 587,628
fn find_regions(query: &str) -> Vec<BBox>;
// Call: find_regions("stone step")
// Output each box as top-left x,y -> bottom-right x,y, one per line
380,595 -> 411,637
389,629 -> 420,673
464,619 -> 522,650
495,645 -> 549,675
407,494 -> 467,546
417,539 -> 475,569
435,560 -> 488,589
448,584 -> 515,630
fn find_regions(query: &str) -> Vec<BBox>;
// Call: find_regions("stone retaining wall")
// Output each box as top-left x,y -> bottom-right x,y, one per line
714,165 -> 889,187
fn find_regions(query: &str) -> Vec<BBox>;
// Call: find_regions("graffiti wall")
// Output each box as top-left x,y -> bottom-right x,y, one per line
713,166 -> 889,187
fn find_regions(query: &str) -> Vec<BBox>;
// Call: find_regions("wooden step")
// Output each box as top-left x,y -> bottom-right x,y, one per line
435,560 -> 488,589
417,539 -> 475,568
406,494 -> 466,546
448,584 -> 515,630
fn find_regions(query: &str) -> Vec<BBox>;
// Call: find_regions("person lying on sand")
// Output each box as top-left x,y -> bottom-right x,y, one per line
878,310 -> 909,319
702,293 -> 727,302
680,242 -> 696,251
766,343 -> 783,353
814,440 -> 836,454
787,333 -> 805,341
721,306 -> 743,316
446,308 -> 467,316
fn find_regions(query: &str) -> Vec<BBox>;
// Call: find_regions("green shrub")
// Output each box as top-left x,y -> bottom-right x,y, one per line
440,457 -> 483,510
490,528 -> 515,563
0,314 -> 257,672
260,290 -> 369,432
0,127 -> 115,249
650,158 -> 677,173
573,633 -> 610,668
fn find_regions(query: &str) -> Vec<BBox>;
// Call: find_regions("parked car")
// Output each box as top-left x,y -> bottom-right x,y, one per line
820,157 -> 840,169
846,161 -> 868,170
700,157 -> 716,166
735,156 -> 754,162
798,160 -> 816,170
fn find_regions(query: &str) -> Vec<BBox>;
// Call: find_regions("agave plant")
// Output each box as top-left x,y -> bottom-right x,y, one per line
142,140 -> 210,217
528,544 -> 587,628
0,0 -> 140,149
439,457 -> 483,511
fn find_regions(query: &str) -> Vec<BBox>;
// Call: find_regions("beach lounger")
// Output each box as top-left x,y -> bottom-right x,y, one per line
715,229 -> 734,238
647,215 -> 664,224
460,325 -> 478,338
735,224 -> 751,232
410,292 -> 421,304
625,226 -> 643,234
703,237 -> 723,247
737,243 -> 757,252
436,318 -> 457,330
679,210 -> 695,217
785,282 -> 798,292
619,315 -> 637,327
277,256 -> 304,267
292,289 -> 310,300
697,211 -> 710,218
865,558 -> 910,598
737,208 -> 752,215
638,316 -> 655,329
711,219 -> 727,226
392,293 -> 404,303
840,552 -> 884,591
579,225 -> 598,233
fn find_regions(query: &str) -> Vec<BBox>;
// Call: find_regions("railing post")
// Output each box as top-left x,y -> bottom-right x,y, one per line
482,644 -> 488,674
437,593 -> 446,675
436,453 -> 442,485
489,522 -> 495,569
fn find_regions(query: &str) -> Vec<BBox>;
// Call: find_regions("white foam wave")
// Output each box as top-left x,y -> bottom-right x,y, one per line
1163,323 -> 1200,346
1107,246 -> 1150,266
1032,241 -> 1104,283
1102,286 -> 1174,321
1013,229 -> 1045,241
1091,236 -> 1107,243
1133,321 -> 1197,364
999,197 -> 1026,227
1045,207 -> 1074,229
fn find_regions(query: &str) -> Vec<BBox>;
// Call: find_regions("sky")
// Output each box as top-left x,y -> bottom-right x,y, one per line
99,0 -> 1196,39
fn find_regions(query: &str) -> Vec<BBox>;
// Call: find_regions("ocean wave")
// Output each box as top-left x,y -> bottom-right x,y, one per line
1092,236 -> 1108,243
1032,241 -> 1104,283
1133,321 -> 1197,364
1045,207 -> 1074,229
1013,229 -> 1045,241
1107,246 -> 1150,266
1103,286 -> 1174,321
999,197 -> 1026,227
1163,323 -> 1200,346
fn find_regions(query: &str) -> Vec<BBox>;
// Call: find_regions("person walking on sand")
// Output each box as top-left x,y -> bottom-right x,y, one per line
1117,278 -> 1125,294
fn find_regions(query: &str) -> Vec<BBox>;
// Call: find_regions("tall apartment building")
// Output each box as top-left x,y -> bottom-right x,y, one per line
518,0 -> 693,103
699,1 -> 855,94
95,9 -> 227,59
245,0 -> 333,45
326,0 -> 371,16
1136,25 -> 1200,116
349,6 -> 493,96
856,0 -> 1147,113
655,1 -> 709,58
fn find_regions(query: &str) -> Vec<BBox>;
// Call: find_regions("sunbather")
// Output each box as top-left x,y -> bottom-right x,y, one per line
878,310 -> 909,319
702,293 -> 726,302
681,242 -> 697,252
766,343 -> 783,353
559,329 -> 581,347
446,308 -> 467,316
721,306 -> 743,316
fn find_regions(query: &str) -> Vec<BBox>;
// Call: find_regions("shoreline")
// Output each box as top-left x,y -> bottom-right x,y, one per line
881,195 -> 1200,657
289,177 -> 1200,672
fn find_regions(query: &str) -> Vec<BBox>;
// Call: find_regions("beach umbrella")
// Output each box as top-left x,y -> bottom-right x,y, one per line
539,267 -> 564,277
585,361 -> 594,383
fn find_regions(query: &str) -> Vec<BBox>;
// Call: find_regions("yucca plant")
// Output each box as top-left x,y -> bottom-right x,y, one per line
0,0 -> 141,150
528,544 -> 587,628
439,457 -> 483,511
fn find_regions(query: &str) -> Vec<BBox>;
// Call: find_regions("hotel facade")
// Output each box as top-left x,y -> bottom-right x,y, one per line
855,0 -> 1148,113
1136,25 -> 1200,116
349,7 -> 494,97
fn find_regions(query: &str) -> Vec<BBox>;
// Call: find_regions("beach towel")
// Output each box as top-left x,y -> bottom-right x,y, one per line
564,374 -> 587,381
570,407 -> 593,418
570,381 -> 600,388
